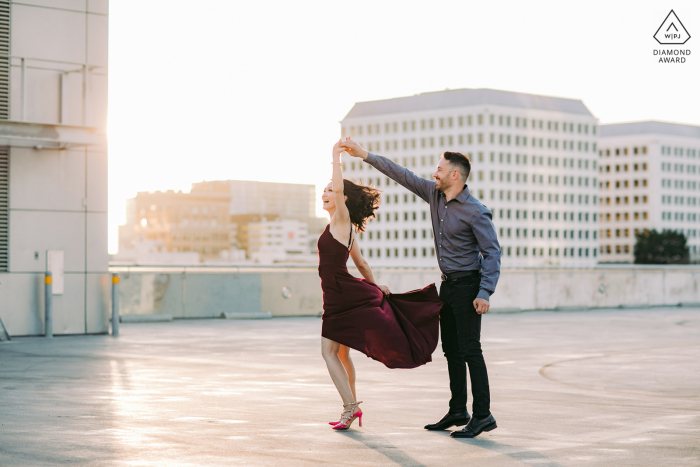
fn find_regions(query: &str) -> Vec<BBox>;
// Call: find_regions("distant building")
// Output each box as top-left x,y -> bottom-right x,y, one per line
246,218 -> 313,264
340,88 -> 600,267
119,189 -> 232,261
119,180 -> 328,264
193,179 -> 316,221
598,121 -> 700,263
0,2 -> 109,336
193,180 -> 327,259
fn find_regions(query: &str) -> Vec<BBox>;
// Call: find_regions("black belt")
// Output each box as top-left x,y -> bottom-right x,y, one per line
440,270 -> 481,282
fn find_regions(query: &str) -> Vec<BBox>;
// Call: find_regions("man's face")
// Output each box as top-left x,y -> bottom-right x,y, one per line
433,158 -> 457,192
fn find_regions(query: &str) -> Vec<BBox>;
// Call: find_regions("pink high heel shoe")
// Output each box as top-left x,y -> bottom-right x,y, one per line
332,401 -> 363,430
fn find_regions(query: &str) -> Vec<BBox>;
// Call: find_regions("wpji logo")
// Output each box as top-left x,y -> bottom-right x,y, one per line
654,10 -> 690,44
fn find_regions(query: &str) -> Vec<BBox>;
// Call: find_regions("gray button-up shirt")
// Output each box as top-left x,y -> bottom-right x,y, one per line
365,152 -> 501,301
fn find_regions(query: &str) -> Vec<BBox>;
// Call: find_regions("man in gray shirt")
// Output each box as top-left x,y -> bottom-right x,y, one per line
340,138 -> 501,438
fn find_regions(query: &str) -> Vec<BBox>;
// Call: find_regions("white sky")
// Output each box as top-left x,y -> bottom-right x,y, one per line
107,0 -> 699,253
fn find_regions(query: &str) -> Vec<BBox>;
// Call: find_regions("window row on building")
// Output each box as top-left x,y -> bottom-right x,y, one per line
360,245 -> 596,259
600,195 -> 649,205
601,228 -> 644,238
601,244 -> 631,254
661,195 -> 699,205
488,192 -> 596,204
661,162 -> 700,173
483,192 -> 596,205
600,212 -> 648,221
348,175 -> 599,191
343,117 -> 596,137
600,179 -> 648,189
360,229 -> 434,241
500,246 -> 596,258
360,136 -> 597,153
362,247 -> 435,258
346,153 -> 598,171
475,172 -> 596,187
499,228 -> 596,240
662,228 -> 699,238
661,146 -> 699,157
602,228 -> 698,240
495,209 -> 597,222
661,212 -> 700,222
597,244 -> 699,255
661,179 -> 699,189
600,163 -> 648,173
600,146 -> 648,156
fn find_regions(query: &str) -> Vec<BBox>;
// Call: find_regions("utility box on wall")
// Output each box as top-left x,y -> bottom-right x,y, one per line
47,250 -> 64,295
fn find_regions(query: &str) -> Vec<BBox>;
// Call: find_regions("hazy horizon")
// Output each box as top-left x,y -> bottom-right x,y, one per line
108,0 -> 699,253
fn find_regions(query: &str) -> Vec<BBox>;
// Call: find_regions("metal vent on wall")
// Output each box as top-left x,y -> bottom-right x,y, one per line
0,0 -> 8,120
0,147 -> 8,271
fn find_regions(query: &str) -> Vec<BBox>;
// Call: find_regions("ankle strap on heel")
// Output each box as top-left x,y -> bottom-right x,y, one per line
341,401 -> 363,415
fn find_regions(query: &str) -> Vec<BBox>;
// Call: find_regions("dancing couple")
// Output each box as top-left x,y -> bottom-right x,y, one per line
318,138 -> 501,438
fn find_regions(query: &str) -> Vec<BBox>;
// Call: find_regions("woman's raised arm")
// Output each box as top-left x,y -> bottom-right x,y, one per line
331,139 -> 350,224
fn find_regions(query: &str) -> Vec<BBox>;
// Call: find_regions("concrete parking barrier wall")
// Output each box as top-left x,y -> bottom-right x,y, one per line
109,265 -> 700,319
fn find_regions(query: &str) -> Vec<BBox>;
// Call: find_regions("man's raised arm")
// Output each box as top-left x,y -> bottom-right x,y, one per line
340,138 -> 434,202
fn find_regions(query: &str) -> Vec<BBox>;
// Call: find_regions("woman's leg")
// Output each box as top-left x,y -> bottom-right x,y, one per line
338,345 -> 357,400
321,337 -> 355,405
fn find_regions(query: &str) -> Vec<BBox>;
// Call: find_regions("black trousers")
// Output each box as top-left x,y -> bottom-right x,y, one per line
439,275 -> 491,418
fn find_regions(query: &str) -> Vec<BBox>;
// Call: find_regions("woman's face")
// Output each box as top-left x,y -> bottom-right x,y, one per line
321,182 -> 336,212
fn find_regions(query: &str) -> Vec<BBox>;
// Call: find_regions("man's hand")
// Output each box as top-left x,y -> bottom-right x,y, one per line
378,284 -> 391,295
473,298 -> 490,314
339,137 -> 369,160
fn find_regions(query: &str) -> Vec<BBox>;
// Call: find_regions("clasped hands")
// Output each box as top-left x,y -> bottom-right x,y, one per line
336,137 -> 369,160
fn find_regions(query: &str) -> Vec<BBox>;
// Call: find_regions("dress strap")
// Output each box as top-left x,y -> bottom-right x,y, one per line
348,224 -> 354,251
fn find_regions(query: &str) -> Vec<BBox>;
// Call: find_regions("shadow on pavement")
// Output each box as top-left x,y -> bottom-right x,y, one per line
454,437 -> 564,467
337,431 -> 428,467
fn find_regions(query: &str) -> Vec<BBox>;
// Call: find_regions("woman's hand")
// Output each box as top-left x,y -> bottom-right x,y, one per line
332,139 -> 344,159
378,285 -> 391,295
339,138 -> 369,160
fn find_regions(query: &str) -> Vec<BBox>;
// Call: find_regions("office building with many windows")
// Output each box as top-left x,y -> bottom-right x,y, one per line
340,88 -> 600,267
598,121 -> 700,262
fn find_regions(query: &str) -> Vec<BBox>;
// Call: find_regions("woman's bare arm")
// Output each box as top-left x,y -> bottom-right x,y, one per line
331,139 -> 350,226
349,236 -> 390,295
349,236 -> 375,283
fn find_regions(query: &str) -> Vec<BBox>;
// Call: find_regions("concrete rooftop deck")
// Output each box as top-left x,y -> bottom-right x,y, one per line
1,308 -> 699,466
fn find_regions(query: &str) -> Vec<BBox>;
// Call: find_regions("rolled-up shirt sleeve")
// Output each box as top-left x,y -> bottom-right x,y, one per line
470,208 -> 501,301
365,153 -> 434,203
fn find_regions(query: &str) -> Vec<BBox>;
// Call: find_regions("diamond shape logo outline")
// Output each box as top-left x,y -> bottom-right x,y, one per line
654,10 -> 691,45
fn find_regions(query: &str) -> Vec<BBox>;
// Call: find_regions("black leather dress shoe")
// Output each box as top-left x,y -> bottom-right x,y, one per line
450,414 -> 497,438
424,411 -> 471,430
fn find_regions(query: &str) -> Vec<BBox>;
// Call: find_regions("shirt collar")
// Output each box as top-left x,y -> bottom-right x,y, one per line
455,185 -> 470,203
440,185 -> 470,203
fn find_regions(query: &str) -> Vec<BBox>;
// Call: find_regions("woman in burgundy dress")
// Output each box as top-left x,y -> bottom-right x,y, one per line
320,140 -> 443,430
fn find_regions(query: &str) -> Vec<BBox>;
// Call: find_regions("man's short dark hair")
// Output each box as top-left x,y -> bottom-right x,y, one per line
441,151 -> 471,181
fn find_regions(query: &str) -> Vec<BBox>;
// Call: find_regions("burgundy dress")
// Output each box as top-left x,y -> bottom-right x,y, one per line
318,225 -> 443,369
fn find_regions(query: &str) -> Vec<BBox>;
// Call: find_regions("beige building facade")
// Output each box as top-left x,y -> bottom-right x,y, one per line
0,1 -> 109,336
598,121 -> 700,263
341,88 -> 600,268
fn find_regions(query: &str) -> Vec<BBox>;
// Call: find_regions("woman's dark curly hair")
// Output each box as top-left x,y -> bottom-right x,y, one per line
343,179 -> 381,233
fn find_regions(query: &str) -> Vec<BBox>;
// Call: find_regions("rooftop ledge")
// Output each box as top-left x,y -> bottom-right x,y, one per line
0,120 -> 105,149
